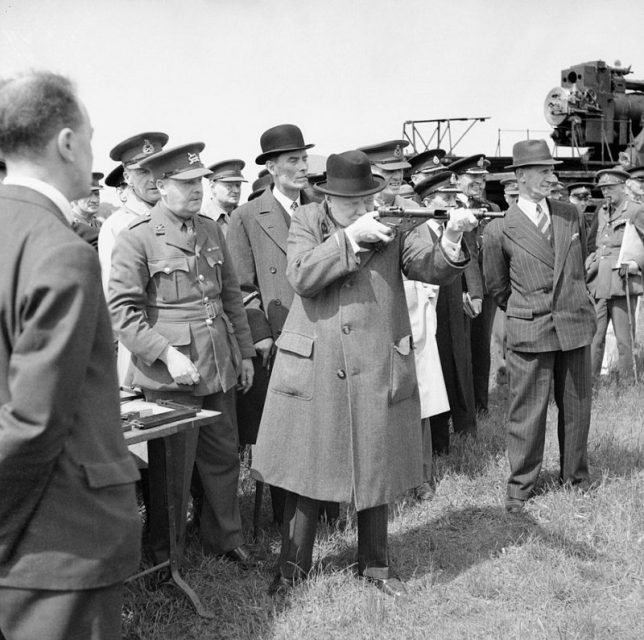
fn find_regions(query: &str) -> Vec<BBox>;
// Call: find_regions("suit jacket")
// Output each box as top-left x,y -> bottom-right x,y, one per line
483,198 -> 596,353
108,203 -> 255,396
227,187 -> 318,342
0,185 -> 141,590
585,199 -> 644,298
253,202 -> 468,510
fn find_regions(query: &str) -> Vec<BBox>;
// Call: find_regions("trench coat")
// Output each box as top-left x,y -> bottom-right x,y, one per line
252,202 -> 468,510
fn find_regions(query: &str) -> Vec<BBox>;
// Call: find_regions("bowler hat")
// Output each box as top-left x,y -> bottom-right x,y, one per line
506,140 -> 562,170
110,131 -> 169,168
139,142 -> 212,181
256,124 -> 314,165
314,150 -> 386,197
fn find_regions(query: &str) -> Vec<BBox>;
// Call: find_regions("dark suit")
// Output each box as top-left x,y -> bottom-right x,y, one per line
0,185 -> 141,637
483,198 -> 596,501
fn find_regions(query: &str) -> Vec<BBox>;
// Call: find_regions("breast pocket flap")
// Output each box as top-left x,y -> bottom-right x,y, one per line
148,256 -> 190,276
276,331 -> 314,357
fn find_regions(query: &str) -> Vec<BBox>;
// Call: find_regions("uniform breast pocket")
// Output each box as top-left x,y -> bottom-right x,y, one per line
271,331 -> 315,400
389,335 -> 417,405
204,247 -> 225,290
148,256 -> 190,301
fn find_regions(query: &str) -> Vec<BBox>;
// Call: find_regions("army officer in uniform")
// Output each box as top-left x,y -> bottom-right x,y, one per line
109,143 -> 256,566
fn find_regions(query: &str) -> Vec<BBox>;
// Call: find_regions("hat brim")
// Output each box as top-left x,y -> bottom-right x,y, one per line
256,143 -> 315,165
163,168 -> 213,181
373,160 -> 411,171
505,159 -> 563,170
212,176 -> 248,183
313,174 -> 386,197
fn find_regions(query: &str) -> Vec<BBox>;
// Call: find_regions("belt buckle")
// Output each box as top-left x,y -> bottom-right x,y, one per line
205,300 -> 217,319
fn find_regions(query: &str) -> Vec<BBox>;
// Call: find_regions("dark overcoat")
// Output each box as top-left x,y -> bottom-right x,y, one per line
252,202 -> 467,510
0,185 -> 141,589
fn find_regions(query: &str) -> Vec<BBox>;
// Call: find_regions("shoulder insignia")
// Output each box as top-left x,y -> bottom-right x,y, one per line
154,223 -> 166,235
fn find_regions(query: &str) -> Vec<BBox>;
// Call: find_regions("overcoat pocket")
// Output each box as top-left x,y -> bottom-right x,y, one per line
271,331 -> 315,400
389,335 -> 417,405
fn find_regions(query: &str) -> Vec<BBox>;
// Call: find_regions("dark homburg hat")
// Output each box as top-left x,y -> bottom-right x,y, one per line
138,142 -> 212,181
105,164 -> 126,188
248,173 -> 273,201
314,150 -> 386,197
408,148 -> 447,174
506,139 -> 562,170
90,171 -> 104,191
109,131 -> 169,168
595,167 -> 630,187
414,171 -> 460,201
256,124 -> 314,165
448,154 -> 490,175
357,139 -> 411,171
207,159 -> 247,182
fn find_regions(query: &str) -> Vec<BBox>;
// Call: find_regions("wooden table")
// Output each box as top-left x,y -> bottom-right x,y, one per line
122,399 -> 219,619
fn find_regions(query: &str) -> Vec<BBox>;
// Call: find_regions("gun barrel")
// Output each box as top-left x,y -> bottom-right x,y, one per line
377,206 -> 504,220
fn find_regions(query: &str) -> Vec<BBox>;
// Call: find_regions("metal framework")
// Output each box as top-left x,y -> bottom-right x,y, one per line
402,117 -> 489,155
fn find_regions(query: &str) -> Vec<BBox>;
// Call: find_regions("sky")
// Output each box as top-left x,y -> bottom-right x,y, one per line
2,0 -> 644,203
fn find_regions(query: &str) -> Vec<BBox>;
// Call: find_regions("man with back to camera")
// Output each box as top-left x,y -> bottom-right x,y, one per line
109,142 -> 257,567
483,139 -> 597,513
0,70 -> 140,640
252,149 -> 477,599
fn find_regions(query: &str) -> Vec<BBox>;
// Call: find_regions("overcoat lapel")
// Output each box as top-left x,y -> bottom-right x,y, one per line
505,203 -> 555,268
256,190 -> 289,254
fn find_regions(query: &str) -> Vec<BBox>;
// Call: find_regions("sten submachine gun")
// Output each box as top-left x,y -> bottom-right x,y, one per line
376,206 -> 505,233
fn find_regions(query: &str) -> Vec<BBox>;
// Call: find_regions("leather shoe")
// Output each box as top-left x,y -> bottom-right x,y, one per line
220,544 -> 257,568
505,497 -> 526,514
268,573 -> 297,598
415,481 -> 435,501
362,575 -> 408,600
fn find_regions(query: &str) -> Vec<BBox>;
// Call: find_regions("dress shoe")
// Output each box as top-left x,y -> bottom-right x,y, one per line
415,481 -> 435,501
219,544 -> 257,568
268,573 -> 297,599
362,575 -> 408,600
505,497 -> 526,514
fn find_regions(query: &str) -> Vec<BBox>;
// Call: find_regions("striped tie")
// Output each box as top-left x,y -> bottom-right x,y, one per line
536,203 -> 552,244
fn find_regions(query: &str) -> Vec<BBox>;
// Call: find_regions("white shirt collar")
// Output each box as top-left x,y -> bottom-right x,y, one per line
3,176 -> 73,222
272,185 -> 301,216
518,195 -> 549,227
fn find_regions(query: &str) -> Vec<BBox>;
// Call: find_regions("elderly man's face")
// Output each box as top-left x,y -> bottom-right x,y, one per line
157,177 -> 203,218
75,189 -> 101,215
517,166 -> 556,202
267,150 -> 309,194
327,194 -> 375,227
372,167 -> 404,199
458,173 -> 485,198
600,182 -> 625,206
211,180 -> 241,208
424,191 -> 457,210
126,166 -> 160,205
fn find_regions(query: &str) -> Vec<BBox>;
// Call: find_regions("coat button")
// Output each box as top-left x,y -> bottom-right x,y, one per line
205,318 -> 213,326
269,267 -> 277,274
198,274 -> 205,282
164,267 -> 171,274
274,299 -> 282,307
204,296 -> 209,302
337,369 -> 346,379
342,325 -> 350,334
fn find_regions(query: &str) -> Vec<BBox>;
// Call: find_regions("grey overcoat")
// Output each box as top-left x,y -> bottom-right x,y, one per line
252,202 -> 467,510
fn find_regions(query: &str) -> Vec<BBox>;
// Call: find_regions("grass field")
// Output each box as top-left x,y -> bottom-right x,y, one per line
122,357 -> 644,639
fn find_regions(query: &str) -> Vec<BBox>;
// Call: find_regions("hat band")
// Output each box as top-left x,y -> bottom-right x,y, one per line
325,174 -> 379,194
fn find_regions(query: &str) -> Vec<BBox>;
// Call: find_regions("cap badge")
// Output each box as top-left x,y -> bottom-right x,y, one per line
393,145 -> 402,159
187,152 -> 201,165
449,173 -> 458,186
477,156 -> 486,168
432,155 -> 440,165
142,139 -> 154,155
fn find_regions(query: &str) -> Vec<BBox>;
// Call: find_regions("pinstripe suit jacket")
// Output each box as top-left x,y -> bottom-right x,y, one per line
482,198 -> 596,353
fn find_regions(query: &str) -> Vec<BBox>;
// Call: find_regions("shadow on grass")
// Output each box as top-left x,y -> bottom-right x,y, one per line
388,505 -> 599,585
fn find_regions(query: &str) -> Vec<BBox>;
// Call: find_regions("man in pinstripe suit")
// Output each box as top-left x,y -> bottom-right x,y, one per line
483,140 -> 597,512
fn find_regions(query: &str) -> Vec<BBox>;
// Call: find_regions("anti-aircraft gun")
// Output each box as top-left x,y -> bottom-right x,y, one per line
544,60 -> 644,166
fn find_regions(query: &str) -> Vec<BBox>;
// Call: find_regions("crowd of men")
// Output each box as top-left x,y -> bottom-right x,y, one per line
1,70 -> 644,638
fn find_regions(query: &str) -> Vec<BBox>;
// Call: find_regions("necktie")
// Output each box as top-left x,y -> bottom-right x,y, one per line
290,201 -> 299,213
536,203 -> 552,245
182,219 -> 196,247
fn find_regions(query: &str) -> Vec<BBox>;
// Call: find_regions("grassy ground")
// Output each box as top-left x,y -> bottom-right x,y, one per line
122,358 -> 644,639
